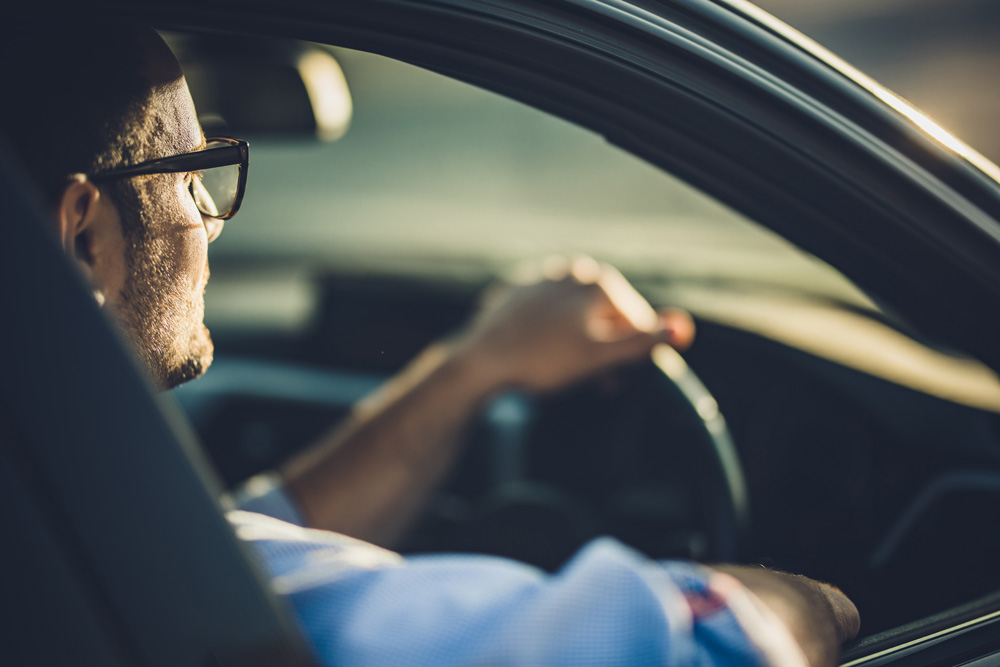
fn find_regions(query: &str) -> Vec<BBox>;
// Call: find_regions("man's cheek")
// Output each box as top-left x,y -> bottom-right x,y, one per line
164,222 -> 209,294
186,232 -> 210,292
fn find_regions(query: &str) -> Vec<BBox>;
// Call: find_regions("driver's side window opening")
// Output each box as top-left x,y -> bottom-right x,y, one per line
198,45 -> 876,343
175,39 -> 1000,639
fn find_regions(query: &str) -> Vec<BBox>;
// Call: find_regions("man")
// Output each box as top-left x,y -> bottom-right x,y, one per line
3,20 -> 858,666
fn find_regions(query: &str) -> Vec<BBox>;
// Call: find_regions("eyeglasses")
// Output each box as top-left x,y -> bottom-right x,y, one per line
88,137 -> 249,220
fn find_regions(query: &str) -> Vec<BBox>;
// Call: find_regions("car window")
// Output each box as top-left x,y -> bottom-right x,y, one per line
200,45 -> 1000,412
203,46 -> 876,334
173,35 -> 1000,646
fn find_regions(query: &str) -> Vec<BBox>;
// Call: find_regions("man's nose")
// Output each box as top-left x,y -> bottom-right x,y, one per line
204,215 -> 225,243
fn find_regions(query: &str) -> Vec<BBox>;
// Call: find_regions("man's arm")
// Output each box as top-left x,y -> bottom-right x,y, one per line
712,565 -> 861,667
280,257 -> 693,546
232,512 -> 859,666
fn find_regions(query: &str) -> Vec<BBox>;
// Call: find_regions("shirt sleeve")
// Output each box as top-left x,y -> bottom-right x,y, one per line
228,472 -> 306,526
229,510 -> 808,667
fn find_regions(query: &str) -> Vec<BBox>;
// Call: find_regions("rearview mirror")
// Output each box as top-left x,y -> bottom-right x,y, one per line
165,34 -> 352,141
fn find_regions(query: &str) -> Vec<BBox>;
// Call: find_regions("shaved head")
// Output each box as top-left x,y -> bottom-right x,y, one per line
3,21 -> 184,203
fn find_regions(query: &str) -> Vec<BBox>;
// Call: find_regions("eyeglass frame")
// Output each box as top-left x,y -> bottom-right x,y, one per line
87,137 -> 249,220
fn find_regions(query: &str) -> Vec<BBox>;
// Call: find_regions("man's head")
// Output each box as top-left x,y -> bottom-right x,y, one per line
4,21 -> 223,388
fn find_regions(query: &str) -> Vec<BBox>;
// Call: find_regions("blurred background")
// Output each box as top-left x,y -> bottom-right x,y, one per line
755,0 -> 1000,162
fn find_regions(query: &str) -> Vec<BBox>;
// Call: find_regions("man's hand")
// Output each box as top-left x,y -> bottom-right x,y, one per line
453,256 -> 694,394
713,565 -> 860,667
283,256 -> 692,545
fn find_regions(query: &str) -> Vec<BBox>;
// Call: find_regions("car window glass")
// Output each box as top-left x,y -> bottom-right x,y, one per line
204,47 -> 877,333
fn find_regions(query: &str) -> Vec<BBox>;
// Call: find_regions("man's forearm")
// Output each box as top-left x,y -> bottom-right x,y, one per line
278,261 -> 689,547
711,565 -> 860,667
280,341 -> 500,546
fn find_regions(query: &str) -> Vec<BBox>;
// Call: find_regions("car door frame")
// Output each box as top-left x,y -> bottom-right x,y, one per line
34,0 -> 1000,663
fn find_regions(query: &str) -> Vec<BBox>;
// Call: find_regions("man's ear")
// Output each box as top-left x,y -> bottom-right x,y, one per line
54,175 -> 124,306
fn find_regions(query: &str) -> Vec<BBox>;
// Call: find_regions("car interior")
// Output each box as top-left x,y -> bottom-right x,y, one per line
167,35 -> 1000,641
7,11 -> 1000,665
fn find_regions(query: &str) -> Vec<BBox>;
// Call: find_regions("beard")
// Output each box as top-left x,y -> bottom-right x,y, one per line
112,179 -> 215,390
118,249 -> 215,389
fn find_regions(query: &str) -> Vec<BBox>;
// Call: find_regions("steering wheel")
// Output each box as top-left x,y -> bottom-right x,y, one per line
407,344 -> 749,569
645,343 -> 749,560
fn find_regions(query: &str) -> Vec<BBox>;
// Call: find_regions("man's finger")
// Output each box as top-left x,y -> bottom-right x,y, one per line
587,327 -> 669,368
660,309 -> 695,351
595,264 -> 659,333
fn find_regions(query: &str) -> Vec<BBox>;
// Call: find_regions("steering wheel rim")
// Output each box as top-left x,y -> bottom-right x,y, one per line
649,343 -> 749,561
407,343 -> 749,568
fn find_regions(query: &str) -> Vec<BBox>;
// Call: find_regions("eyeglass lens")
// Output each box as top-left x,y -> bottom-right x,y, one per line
190,140 -> 240,217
